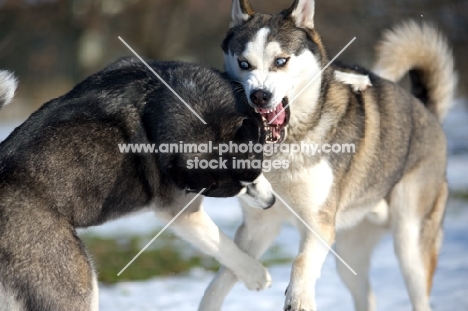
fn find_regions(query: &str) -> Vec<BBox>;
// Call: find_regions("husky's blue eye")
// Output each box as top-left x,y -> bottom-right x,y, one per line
276,58 -> 289,67
238,60 -> 250,70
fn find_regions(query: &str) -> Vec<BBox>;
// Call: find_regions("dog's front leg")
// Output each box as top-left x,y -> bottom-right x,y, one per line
284,205 -> 336,311
199,202 -> 283,311
157,196 -> 271,292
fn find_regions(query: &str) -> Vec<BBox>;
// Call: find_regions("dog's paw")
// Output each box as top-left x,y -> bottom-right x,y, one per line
236,260 -> 272,291
283,284 -> 316,311
334,70 -> 372,94
350,77 -> 372,93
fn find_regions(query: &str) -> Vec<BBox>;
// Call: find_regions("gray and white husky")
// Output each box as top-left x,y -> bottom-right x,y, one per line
199,1 -> 457,311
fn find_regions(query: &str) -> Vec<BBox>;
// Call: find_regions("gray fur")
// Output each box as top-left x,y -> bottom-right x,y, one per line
0,58 -> 274,311
201,1 -> 456,311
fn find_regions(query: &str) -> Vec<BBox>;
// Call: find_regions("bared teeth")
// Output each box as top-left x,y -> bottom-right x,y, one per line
257,107 -> 277,114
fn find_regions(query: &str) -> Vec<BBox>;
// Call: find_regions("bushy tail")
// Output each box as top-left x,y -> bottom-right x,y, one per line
373,21 -> 457,122
0,70 -> 18,108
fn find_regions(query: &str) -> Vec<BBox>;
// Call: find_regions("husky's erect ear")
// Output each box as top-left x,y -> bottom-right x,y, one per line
285,0 -> 315,30
230,0 -> 255,28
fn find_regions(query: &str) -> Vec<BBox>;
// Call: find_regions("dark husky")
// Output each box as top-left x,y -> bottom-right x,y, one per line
0,58 -> 275,311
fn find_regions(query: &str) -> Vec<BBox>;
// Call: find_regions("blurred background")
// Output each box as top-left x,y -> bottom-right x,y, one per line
0,1 -> 467,310
0,0 -> 467,120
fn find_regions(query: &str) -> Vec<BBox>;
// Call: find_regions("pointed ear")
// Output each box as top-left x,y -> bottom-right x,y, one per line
230,0 -> 255,28
285,0 -> 315,30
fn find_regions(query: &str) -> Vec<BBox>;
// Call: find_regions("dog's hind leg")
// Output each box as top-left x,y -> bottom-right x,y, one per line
335,212 -> 388,311
389,178 -> 447,311
1,227 -> 97,311
419,182 -> 447,296
198,202 -> 283,311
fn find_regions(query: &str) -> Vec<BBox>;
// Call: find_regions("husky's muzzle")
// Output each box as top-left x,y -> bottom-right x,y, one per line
250,92 -> 291,144
238,174 -> 276,209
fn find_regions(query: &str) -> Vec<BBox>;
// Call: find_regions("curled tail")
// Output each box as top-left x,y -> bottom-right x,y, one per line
0,70 -> 18,108
373,21 -> 457,122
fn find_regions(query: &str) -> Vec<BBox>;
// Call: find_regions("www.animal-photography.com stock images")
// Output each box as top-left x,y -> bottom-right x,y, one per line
0,1 -> 467,311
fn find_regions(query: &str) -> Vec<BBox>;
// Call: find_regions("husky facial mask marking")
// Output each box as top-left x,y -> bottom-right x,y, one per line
223,0 -> 323,144
206,2 -> 456,311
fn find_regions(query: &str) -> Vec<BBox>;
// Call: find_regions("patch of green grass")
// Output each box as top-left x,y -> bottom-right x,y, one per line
82,233 -> 219,284
451,190 -> 468,201
82,232 -> 293,284
263,245 -> 294,266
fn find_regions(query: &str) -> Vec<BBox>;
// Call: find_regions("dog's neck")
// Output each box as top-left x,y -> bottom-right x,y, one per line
286,68 -> 348,145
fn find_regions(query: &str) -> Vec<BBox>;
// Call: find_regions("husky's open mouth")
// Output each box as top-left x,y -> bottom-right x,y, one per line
254,98 -> 290,144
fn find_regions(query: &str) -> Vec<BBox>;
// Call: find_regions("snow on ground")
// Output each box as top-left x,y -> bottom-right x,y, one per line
97,99 -> 468,311
444,99 -> 468,191
1,100 -> 467,310
96,196 -> 468,311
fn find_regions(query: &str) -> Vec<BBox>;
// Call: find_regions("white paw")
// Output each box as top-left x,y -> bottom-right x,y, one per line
284,284 -> 316,311
350,77 -> 372,93
235,260 -> 272,291
334,70 -> 372,94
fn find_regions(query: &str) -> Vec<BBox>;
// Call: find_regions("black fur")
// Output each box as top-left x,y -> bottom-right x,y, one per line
409,69 -> 430,105
0,57 -> 266,311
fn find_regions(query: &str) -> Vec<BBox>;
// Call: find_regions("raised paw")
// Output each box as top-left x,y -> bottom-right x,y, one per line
350,77 -> 372,93
235,260 -> 272,291
334,70 -> 372,94
348,73 -> 372,93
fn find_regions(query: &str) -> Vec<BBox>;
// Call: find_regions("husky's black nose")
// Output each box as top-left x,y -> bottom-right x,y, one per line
263,195 -> 276,210
250,89 -> 272,107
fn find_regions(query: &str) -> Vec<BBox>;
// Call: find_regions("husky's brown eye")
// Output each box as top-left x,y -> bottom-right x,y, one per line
275,57 -> 289,67
238,60 -> 251,70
